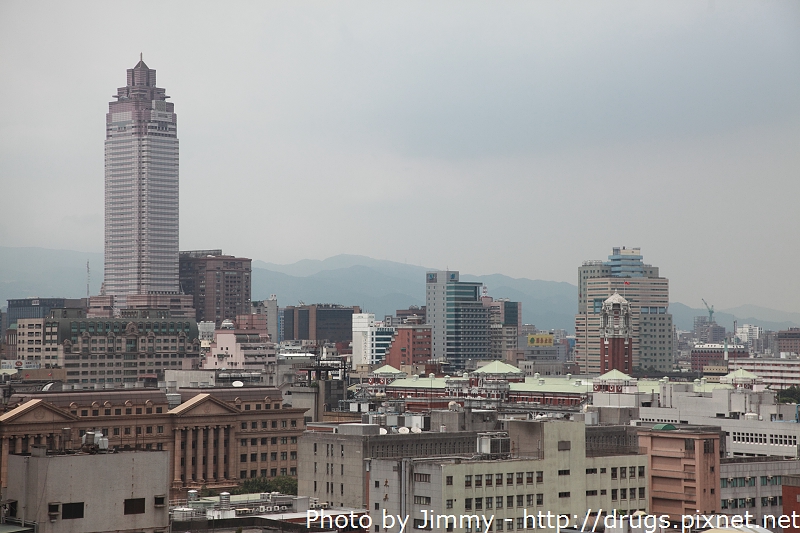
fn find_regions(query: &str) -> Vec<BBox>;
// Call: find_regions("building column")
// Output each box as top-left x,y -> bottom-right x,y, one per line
206,427 -> 214,482
225,426 -> 231,479
195,426 -> 204,483
14,436 -> 22,454
173,429 -> 182,484
0,437 -> 8,496
217,426 -> 225,480
183,427 -> 191,484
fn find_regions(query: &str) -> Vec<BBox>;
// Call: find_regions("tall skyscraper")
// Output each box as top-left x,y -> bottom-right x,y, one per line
104,57 -> 179,303
425,270 -> 489,370
575,247 -> 673,374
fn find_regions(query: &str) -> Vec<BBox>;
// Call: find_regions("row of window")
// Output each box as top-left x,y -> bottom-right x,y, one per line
72,407 -> 163,416
721,496 -> 782,509
240,420 -> 296,430
241,437 -> 296,446
240,451 -> 296,462
721,476 -> 782,487
460,472 -> 543,487
731,432 -> 798,446
241,468 -> 294,478
463,494 -> 544,510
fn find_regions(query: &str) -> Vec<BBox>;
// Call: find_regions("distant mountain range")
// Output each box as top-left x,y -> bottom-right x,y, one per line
2,247 -> 798,333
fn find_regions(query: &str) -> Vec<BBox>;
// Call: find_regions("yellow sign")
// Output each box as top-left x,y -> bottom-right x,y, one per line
528,334 -> 554,347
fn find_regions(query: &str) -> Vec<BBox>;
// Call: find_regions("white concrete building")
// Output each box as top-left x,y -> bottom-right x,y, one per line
7,448 -> 169,533
352,313 -> 395,366
728,357 -> 800,390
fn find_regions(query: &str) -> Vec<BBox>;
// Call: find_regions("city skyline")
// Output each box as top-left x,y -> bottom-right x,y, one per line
1,2 -> 799,313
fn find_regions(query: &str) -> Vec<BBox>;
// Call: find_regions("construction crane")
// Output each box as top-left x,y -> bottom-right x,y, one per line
701,298 -> 715,324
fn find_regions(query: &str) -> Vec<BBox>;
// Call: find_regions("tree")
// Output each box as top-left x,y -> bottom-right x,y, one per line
777,386 -> 800,404
231,475 -> 298,496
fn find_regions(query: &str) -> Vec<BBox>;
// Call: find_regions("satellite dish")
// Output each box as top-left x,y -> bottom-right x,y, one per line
411,427 -> 422,434
232,381 -> 244,388
398,427 -> 410,434
379,428 -> 388,435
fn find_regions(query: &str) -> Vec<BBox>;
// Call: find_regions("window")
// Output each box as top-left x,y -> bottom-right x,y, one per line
639,487 -> 645,499
496,473 -> 503,485
465,498 -> 472,511
558,492 -> 570,498
62,502 -> 84,520
446,476 -> 453,486
154,495 -> 166,507
558,470 -> 570,476
536,471 -> 543,483
446,499 -> 453,509
586,468 -> 597,474
475,498 -> 483,511
496,496 -> 503,509
629,466 -> 636,478
516,495 -> 523,507
507,495 -> 514,508
507,473 -> 513,485
414,473 -> 431,482
475,474 -> 482,487
124,498 -> 145,515
638,466 -> 645,477
536,494 -> 543,506
240,454 -> 247,462
611,489 -> 618,500
516,472 -> 523,484
486,473 -> 493,486
465,475 -> 472,487
611,467 -> 617,479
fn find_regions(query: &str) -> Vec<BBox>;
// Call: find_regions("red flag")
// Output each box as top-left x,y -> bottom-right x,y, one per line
624,281 -> 630,285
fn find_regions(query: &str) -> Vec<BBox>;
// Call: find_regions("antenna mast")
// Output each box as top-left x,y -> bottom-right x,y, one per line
86,261 -> 90,298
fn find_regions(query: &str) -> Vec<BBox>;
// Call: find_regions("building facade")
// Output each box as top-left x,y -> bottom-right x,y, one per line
283,305 -> 361,344
426,271 -> 489,370
298,423 -> 481,509
371,421 -> 649,528
179,250 -> 252,326
104,58 -> 180,302
384,324 -> 432,369
575,247 -> 674,374
7,449 -> 170,533
351,314 -> 396,366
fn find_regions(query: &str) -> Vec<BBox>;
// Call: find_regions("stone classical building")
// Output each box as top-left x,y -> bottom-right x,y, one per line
0,387 -> 306,499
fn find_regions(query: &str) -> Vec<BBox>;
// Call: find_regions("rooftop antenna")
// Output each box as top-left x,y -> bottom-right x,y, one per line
140,52 -> 143,61
86,261 -> 90,298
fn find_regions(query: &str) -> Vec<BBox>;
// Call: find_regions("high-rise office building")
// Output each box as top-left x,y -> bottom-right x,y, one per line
425,270 -> 489,370
178,250 -> 252,326
575,247 -> 673,373
104,57 -> 179,302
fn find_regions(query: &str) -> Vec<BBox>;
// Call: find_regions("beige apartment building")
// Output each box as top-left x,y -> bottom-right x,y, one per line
370,420 -> 649,529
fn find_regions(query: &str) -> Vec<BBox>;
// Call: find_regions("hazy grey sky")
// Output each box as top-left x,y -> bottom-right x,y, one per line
1,1 -> 799,311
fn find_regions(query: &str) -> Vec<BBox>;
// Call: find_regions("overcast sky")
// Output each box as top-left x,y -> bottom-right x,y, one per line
1,1 -> 798,311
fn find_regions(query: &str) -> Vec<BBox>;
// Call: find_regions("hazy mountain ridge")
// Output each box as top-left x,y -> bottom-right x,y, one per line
1,247 -> 798,333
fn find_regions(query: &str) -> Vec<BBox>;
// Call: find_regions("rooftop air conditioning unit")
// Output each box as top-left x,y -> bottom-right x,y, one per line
280,506 -> 288,511
264,506 -> 273,512
727,478 -> 734,483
